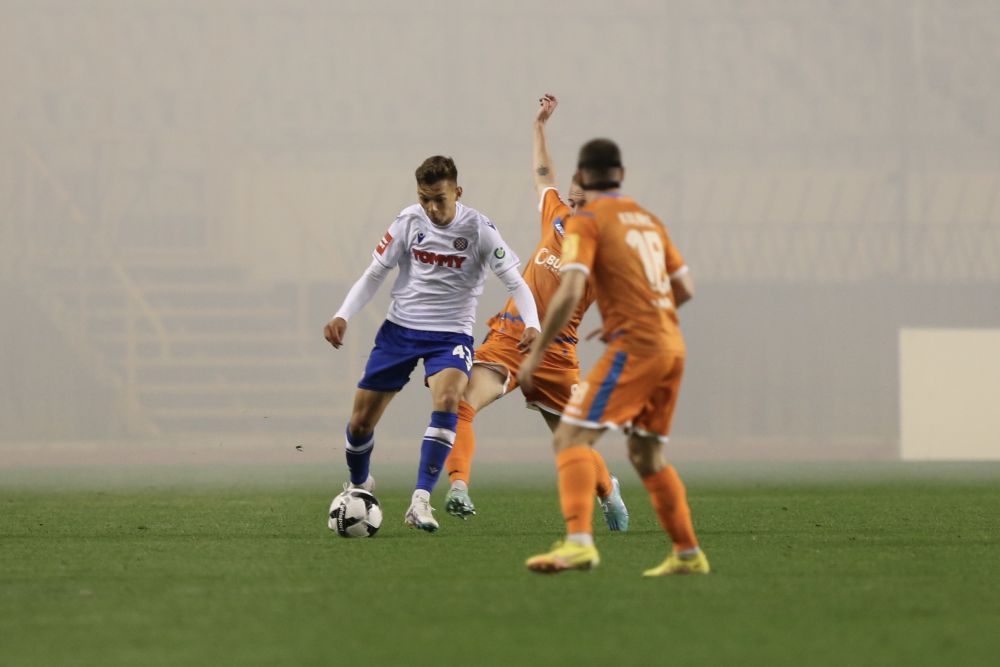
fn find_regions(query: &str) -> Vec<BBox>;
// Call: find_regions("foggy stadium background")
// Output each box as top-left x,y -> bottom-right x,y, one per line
2,0 -> 998,466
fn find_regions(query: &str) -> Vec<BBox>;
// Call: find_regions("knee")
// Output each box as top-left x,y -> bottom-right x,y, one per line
460,388 -> 488,412
433,389 -> 462,413
628,451 -> 658,477
434,394 -> 461,412
348,412 -> 377,437
627,439 -> 664,477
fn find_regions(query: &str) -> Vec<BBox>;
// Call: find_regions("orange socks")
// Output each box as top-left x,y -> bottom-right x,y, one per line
445,401 -> 477,484
642,465 -> 699,551
591,449 -> 613,499
556,447 -> 598,535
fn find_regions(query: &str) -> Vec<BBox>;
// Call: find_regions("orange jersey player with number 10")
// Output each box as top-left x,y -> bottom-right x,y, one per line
519,138 -> 710,576
442,94 -> 630,531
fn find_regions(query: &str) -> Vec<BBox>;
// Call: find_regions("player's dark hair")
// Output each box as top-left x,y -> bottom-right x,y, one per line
415,156 -> 459,186
576,138 -> 623,190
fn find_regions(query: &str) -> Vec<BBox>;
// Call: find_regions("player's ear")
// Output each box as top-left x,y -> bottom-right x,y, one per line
454,185 -> 463,199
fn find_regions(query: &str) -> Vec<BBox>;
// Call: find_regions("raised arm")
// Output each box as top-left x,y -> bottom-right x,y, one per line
532,93 -> 559,197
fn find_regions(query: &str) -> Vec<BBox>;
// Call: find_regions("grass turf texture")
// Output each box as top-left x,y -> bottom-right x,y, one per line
2,463 -> 999,666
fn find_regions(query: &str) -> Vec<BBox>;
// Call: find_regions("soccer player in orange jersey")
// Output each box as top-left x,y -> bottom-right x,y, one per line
519,138 -> 710,575
442,95 -> 629,531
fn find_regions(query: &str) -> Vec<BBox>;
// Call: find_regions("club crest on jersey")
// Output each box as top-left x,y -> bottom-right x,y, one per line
453,237 -> 468,251
553,216 -> 565,236
375,231 -> 393,255
412,248 -> 467,269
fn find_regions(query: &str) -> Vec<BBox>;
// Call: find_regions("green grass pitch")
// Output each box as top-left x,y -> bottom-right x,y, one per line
2,463 -> 999,666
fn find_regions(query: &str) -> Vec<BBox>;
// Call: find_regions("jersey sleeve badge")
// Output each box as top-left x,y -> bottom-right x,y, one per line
375,231 -> 393,255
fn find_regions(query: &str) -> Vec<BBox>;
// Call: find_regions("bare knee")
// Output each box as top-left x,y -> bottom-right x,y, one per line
428,369 -> 469,414
433,387 -> 463,413
628,435 -> 665,477
348,414 -> 376,437
348,403 -> 378,436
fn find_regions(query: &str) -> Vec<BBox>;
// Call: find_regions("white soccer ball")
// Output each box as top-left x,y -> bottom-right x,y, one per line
328,488 -> 383,538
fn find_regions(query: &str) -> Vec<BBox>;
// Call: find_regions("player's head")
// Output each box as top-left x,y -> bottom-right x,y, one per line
575,138 -> 624,193
567,173 -> 586,214
415,156 -> 462,226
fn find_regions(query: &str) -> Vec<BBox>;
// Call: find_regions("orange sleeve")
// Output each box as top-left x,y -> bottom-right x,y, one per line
560,212 -> 598,276
539,188 -> 568,235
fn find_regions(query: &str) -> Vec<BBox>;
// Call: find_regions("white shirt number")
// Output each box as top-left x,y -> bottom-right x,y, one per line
452,345 -> 473,372
625,229 -> 671,295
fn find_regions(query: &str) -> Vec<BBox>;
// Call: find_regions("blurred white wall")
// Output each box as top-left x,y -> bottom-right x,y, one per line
900,329 -> 1000,460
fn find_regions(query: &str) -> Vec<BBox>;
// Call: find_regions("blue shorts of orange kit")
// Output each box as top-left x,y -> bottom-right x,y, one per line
560,344 -> 685,443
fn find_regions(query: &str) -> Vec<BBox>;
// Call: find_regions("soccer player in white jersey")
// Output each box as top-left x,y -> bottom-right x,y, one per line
324,156 -> 541,532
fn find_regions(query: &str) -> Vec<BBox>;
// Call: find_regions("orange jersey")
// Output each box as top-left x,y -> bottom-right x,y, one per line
487,188 -> 596,349
561,194 -> 687,354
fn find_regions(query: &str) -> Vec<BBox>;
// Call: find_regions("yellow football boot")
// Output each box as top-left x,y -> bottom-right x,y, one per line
642,550 -> 711,576
526,540 -> 600,574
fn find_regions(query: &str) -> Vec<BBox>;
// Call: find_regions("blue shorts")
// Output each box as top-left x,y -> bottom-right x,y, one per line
358,320 -> 475,392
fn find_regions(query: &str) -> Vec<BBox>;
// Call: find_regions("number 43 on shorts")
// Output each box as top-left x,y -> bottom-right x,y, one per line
452,345 -> 473,371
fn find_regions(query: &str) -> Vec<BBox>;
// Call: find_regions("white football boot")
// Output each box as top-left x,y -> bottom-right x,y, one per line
404,491 -> 439,533
444,483 -> 477,519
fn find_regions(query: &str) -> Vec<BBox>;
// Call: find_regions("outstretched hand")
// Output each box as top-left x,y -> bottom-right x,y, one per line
324,317 -> 347,349
535,93 -> 558,124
